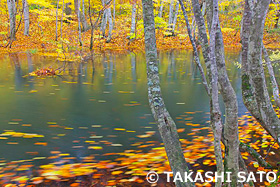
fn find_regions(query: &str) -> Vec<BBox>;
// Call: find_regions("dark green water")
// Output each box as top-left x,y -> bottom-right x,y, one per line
0,51 -> 243,165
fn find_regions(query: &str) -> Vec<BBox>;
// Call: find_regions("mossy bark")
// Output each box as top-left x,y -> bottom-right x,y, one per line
142,0 -> 194,186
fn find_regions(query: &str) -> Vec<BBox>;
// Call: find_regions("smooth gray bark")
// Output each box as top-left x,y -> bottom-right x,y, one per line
7,0 -> 16,40
101,0 -> 108,37
106,6 -> 113,42
129,3 -> 137,40
206,0 -> 240,186
100,0 -> 113,42
171,2 -> 179,33
77,0 -> 82,46
178,0 -> 209,95
60,0 -> 64,39
158,0 -> 163,17
168,0 -> 174,27
241,0 -> 262,122
75,0 -> 89,32
142,0 -> 194,186
208,1 -> 224,186
22,0 -> 29,36
113,0 -> 115,27
247,0 -> 280,144
55,0 -> 59,41
262,44 -> 280,108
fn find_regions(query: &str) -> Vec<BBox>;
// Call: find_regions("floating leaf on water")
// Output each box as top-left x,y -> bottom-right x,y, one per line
90,136 -> 103,139
114,128 -> 125,131
92,125 -> 102,128
111,144 -> 123,147
88,146 -> 103,150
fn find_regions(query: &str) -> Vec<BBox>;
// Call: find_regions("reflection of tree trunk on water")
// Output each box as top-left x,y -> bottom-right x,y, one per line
78,63 -> 84,84
27,52 -> 34,89
108,55 -> 113,84
130,53 -> 137,83
142,1 -> 194,187
91,58 -> 95,84
10,54 -> 23,91
167,51 -> 176,81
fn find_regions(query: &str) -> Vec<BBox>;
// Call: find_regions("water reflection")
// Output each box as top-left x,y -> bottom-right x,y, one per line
0,51 -> 242,164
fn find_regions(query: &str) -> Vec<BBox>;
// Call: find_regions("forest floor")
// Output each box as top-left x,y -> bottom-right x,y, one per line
0,12 -> 280,58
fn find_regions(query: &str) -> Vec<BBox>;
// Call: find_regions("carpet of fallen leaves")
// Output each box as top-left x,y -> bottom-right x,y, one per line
0,109 -> 279,186
0,10 -> 279,58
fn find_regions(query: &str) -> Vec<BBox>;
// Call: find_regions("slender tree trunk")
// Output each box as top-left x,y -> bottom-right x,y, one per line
262,44 -> 280,108
77,0 -> 82,46
206,0 -> 240,185
7,0 -> 16,40
22,0 -> 29,36
81,0 -> 89,31
55,0 -> 59,41
168,0 -> 174,27
208,1 -> 224,186
158,0 -> 163,17
142,0 -> 194,186
246,0 -> 280,144
178,0 -> 209,95
106,5 -> 113,42
171,1 -> 179,34
60,0 -> 64,38
113,0 -> 115,27
74,0 -> 89,32
129,3 -> 137,40
101,0 -> 108,37
241,0 -> 262,121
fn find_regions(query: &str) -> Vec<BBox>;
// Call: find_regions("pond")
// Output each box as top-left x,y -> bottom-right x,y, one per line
0,50 -> 244,166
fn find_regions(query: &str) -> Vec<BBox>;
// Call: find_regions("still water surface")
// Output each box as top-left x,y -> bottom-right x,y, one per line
0,51 -> 244,165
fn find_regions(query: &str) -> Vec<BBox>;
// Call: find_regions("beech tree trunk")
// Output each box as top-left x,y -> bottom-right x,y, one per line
22,0 -> 29,36
142,0 -> 194,186
192,0 -> 241,186
168,0 -> 174,27
206,0 -> 240,185
101,0 -> 108,37
55,0 -> 59,41
171,1 -> 179,34
7,0 -> 16,40
74,0 -> 89,32
60,0 -> 64,38
100,0 -> 113,42
208,1 -> 224,186
129,3 -> 137,40
262,44 -> 280,108
178,0 -> 209,95
106,5 -> 113,42
242,0 -> 280,144
158,0 -> 163,17
77,0 -> 82,46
